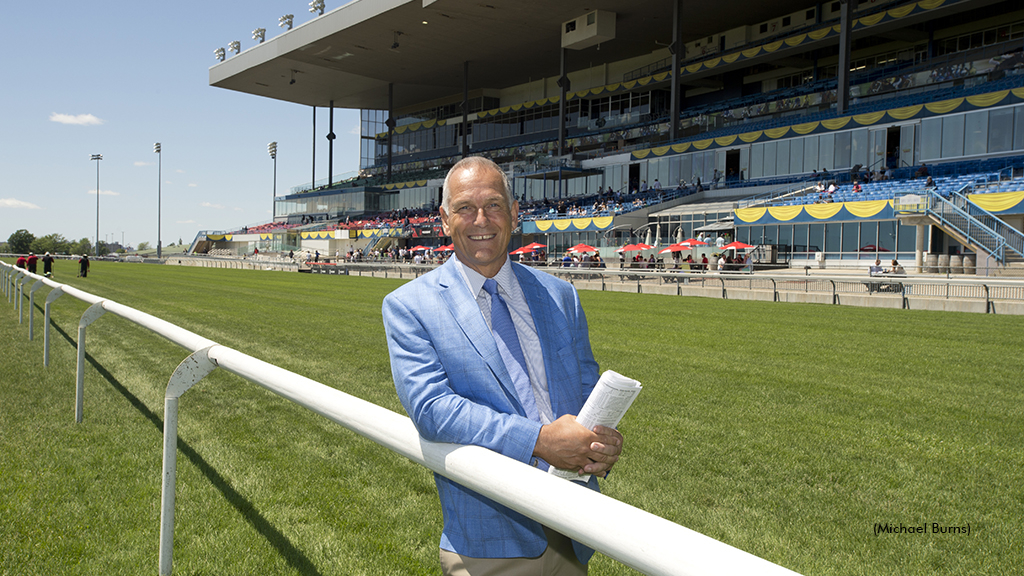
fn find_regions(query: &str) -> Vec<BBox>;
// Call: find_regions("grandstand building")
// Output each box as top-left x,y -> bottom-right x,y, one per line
205,0 -> 1024,273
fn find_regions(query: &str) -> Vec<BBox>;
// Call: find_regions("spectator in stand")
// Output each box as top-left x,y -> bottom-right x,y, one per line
925,176 -> 936,188
701,254 -> 709,272
916,163 -> 929,178
852,183 -> 862,194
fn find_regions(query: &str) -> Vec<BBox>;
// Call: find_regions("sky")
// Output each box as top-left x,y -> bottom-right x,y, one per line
0,0 -> 361,251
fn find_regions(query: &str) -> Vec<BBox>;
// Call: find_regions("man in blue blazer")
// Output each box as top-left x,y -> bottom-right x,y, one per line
383,156 -> 623,575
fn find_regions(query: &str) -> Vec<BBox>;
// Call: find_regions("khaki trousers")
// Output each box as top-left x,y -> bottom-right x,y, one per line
439,528 -> 587,576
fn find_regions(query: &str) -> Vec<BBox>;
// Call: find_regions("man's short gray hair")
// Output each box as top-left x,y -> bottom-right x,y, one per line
441,156 -> 513,213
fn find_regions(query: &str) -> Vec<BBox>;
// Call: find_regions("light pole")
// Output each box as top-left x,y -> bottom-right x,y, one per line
268,142 -> 278,218
155,143 -> 162,258
91,154 -> 102,257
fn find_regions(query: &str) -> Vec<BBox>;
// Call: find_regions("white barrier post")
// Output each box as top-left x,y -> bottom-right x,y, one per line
29,279 -> 44,340
75,302 -> 107,423
44,287 -> 64,366
159,347 -> 218,576
18,273 -> 30,324
14,271 -> 25,317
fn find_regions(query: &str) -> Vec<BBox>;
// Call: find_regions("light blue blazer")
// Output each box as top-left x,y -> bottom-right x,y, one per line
382,258 -> 601,561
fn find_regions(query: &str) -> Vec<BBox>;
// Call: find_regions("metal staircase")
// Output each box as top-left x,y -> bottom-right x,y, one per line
895,187 -> 1024,266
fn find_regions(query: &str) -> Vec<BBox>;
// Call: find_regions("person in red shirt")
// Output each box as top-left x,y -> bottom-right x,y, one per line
26,253 -> 38,274
16,255 -> 27,269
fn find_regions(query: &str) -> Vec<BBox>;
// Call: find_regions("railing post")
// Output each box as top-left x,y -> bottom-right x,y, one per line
44,286 -> 65,367
160,346 -> 218,576
75,302 -> 107,423
831,280 -> 838,305
29,278 -> 44,340
18,273 -> 29,323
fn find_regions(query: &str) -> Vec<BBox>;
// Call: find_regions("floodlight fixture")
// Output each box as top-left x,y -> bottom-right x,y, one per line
279,14 -> 294,29
268,141 -> 278,160
253,28 -> 266,43
309,0 -> 325,16
154,143 -> 162,258
228,40 -> 240,54
214,47 -> 225,61
91,154 -> 103,257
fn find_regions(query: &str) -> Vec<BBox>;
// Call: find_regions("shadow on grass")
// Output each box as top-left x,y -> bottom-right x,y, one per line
48,318 -> 325,576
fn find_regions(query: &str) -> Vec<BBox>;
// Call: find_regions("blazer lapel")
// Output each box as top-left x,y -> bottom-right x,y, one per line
513,264 -> 575,415
437,260 -> 525,416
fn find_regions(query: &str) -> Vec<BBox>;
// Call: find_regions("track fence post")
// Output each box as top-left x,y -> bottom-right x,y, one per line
159,346 -> 218,576
18,273 -> 29,323
44,286 -> 65,366
29,279 -> 44,340
75,302 -> 107,423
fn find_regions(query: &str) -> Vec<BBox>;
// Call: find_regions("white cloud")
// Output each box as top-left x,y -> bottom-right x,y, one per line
200,201 -> 225,209
349,123 -> 361,135
87,189 -> 119,196
176,169 -> 185,174
134,161 -> 154,167
49,112 -> 104,126
188,183 -> 198,188
0,198 -> 42,209
177,219 -> 196,224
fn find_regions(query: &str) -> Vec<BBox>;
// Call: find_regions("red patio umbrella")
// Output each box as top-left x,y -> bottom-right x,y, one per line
659,243 -> 692,254
509,246 -> 535,255
409,245 -> 432,252
683,238 -> 708,246
721,241 -> 754,251
616,244 -> 636,253
568,243 -> 598,253
524,242 -> 546,250
433,244 -> 454,252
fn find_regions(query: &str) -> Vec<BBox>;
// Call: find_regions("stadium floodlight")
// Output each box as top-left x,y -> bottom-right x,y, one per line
214,47 -> 225,62
309,0 -> 325,16
228,40 -> 240,54
268,142 -> 278,215
279,14 -> 294,30
155,143 -> 162,259
91,154 -> 103,257
253,28 -> 266,43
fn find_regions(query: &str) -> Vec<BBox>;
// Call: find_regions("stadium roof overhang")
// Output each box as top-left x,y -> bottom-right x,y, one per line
209,0 -> 820,113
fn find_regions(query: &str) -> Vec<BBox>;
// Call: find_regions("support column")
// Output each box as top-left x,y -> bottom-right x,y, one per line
669,0 -> 682,141
462,61 -> 470,157
327,100 -> 336,188
836,0 -> 857,115
916,223 -> 927,273
312,106 -> 316,190
557,49 -> 568,157
387,83 -> 395,181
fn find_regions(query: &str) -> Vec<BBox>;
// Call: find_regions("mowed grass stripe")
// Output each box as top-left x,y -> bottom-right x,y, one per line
2,260 -> 1022,575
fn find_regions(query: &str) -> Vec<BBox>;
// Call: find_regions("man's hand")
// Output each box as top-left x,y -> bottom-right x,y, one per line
534,414 -> 623,476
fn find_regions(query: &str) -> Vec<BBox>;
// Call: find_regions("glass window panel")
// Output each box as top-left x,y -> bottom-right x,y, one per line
819,134 -> 835,171
941,114 -> 965,158
824,222 -> 841,254
877,221 -> 897,252
851,129 -> 869,169
703,151 -> 716,182
762,225 -> 778,244
920,117 -> 942,160
897,220 -> 917,253
808,223 -> 823,253
776,140 -> 790,175
790,138 -> 804,174
1015,106 -> 1024,151
681,155 -> 693,185
989,108 -> 1014,153
964,111 -> 988,156
842,222 -> 859,253
778,225 -> 793,253
834,131 -> 852,169
739,147 -> 750,181
803,135 -> 819,173
763,141 -> 777,177
750,144 -> 764,179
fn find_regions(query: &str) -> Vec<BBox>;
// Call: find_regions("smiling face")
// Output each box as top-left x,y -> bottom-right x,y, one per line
440,162 -> 518,278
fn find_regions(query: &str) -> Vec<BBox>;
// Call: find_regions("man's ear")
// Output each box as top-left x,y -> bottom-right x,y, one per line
440,207 -> 451,236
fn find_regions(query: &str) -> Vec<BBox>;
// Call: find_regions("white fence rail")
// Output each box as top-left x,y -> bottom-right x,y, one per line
2,262 -> 800,576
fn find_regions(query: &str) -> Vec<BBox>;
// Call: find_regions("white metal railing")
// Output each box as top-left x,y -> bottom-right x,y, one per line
2,261 -> 800,576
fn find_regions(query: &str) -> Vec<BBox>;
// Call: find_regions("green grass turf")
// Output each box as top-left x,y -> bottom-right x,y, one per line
2,260 -> 1022,575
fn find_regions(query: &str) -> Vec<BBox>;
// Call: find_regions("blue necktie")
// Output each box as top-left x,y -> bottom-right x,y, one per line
483,278 -> 539,421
